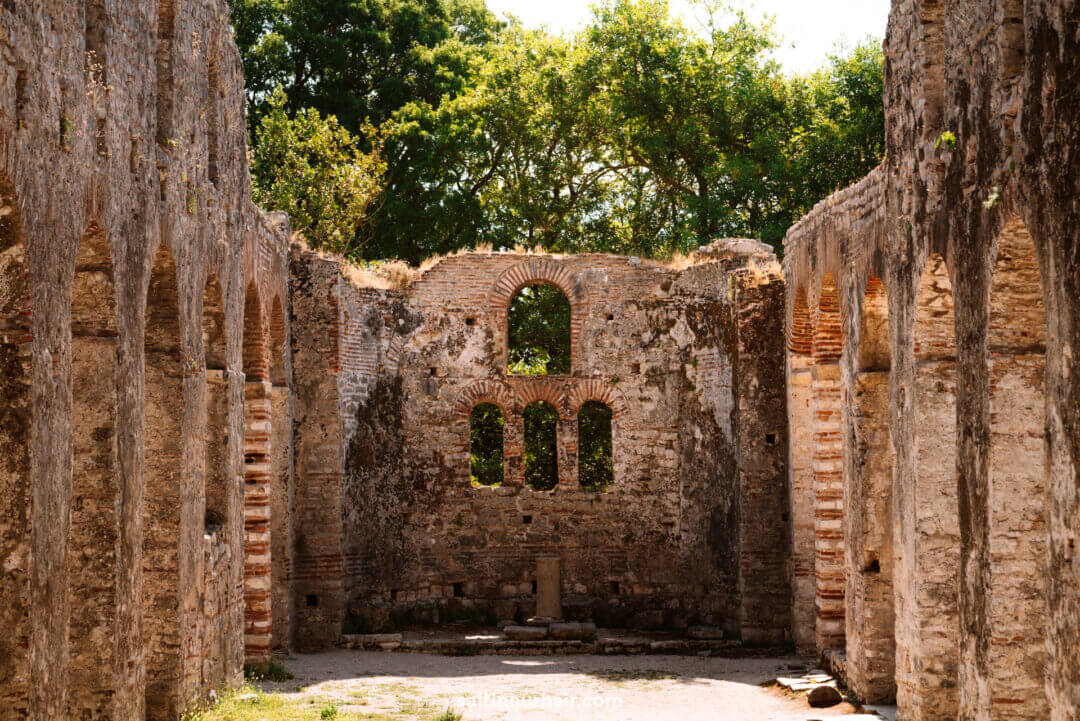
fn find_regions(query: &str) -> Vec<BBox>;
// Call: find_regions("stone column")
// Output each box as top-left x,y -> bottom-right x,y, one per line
787,288 -> 817,654
844,369 -> 895,702
811,360 -> 844,653
842,278 -> 896,704
894,254 -> 960,721
811,278 -> 845,654
270,385 -> 295,652
984,219 -> 1048,720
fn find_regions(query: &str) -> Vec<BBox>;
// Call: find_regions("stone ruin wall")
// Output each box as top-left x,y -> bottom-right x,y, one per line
0,2 -> 292,720
783,1 -> 1080,720
287,241 -> 791,645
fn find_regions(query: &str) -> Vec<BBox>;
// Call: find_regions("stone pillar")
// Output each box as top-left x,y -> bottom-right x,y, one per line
788,288 -> 817,654
288,254 -> 346,651
811,360 -> 844,653
894,254 -> 960,720
144,350 -> 185,719
984,219 -> 1048,720
842,278 -> 896,704
270,385 -> 295,652
560,416 -> 578,488
244,379 -> 273,667
811,277 -> 845,655
536,556 -> 561,619
844,369 -> 895,702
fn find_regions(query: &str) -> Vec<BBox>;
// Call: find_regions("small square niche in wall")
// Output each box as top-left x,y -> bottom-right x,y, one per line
465,317 -> 476,326
306,594 -> 319,608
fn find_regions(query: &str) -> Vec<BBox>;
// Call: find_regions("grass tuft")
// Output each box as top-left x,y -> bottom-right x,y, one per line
244,659 -> 295,682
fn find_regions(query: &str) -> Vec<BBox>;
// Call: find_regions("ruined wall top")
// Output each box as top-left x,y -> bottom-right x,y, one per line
0,0 -> 289,318
780,0 -> 1072,347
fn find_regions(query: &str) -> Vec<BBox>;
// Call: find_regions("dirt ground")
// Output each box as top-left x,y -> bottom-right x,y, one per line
257,650 -> 866,721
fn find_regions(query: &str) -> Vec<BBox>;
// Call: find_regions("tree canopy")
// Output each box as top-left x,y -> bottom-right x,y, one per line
229,0 -> 885,263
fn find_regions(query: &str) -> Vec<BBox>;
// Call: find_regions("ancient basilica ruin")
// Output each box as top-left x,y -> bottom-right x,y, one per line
1,0 -> 1078,720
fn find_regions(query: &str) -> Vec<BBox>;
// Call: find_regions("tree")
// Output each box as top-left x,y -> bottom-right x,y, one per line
794,40 -> 886,207
227,0 -> 503,132
231,0 -> 885,261
250,89 -> 386,254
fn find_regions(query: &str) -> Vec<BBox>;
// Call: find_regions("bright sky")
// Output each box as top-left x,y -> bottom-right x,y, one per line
483,0 -> 891,74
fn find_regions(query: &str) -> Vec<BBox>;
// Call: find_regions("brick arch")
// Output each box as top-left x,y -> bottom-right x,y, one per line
453,379 -> 519,418
567,380 -> 629,418
512,378 -> 567,418
243,281 -> 269,381
145,241 -> 181,354
813,273 -> 842,364
858,276 -> 891,372
789,287 -> 815,356
488,257 -> 587,373
203,274 -> 227,371
914,253 -> 955,361
380,333 -> 406,375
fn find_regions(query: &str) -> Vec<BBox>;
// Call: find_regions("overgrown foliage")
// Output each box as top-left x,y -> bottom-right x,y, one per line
230,0 -> 884,262
507,284 -> 571,375
578,401 -> 614,492
469,402 -> 504,486
523,401 -> 559,491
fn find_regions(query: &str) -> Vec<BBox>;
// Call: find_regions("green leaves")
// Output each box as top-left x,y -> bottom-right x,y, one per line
469,403 -> 504,486
250,88 -> 385,254
231,0 -> 885,262
507,284 -> 572,375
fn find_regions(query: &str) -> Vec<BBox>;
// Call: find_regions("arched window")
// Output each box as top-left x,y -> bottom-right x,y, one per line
523,401 -> 559,490
507,284 -> 571,375
469,403 -> 504,486
578,401 -> 613,492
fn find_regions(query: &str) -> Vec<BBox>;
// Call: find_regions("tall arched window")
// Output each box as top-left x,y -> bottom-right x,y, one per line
578,401 -> 613,492
523,401 -> 559,490
470,403 -> 504,486
507,284 -> 571,375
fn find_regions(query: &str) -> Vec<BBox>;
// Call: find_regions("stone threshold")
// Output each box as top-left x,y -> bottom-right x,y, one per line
341,630 -> 789,657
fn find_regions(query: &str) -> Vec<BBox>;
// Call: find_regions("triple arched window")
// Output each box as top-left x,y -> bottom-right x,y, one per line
469,401 -> 613,492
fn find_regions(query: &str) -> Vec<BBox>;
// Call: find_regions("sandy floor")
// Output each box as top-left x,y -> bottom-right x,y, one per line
258,650 -> 865,721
